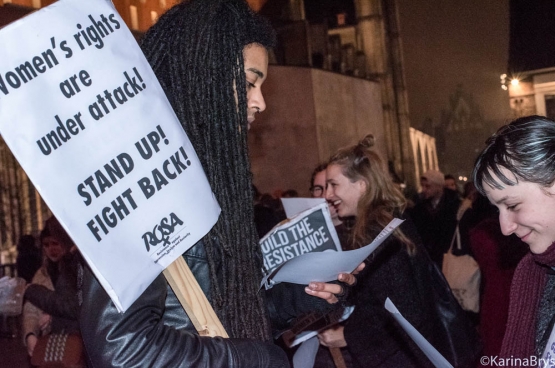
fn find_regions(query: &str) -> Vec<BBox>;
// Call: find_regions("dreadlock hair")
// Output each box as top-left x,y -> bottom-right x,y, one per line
328,134 -> 414,253
140,0 -> 276,340
473,115 -> 555,196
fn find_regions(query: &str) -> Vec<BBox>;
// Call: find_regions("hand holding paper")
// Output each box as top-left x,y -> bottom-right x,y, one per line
304,262 -> 365,304
261,218 -> 404,289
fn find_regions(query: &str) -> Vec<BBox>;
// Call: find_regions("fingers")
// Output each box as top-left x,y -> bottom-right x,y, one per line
305,282 -> 342,304
354,262 -> 366,274
304,263 -> 365,303
338,272 -> 356,286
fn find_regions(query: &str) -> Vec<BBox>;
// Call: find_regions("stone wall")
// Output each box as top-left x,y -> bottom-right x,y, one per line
248,65 -> 385,197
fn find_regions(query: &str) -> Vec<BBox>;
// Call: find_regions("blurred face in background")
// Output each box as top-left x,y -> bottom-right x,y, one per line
445,178 -> 457,192
313,170 -> 339,221
421,179 -> 443,200
42,236 -> 65,263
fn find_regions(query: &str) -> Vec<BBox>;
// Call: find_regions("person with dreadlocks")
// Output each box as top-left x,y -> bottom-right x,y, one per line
79,0 -> 357,367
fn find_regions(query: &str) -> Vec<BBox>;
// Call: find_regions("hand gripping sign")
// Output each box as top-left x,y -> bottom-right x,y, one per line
0,0 -> 224,335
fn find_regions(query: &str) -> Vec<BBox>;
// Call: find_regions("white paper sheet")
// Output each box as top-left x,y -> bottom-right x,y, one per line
292,336 -> 320,368
0,0 -> 220,312
282,197 -> 326,219
260,202 -> 341,275
262,218 -> 404,288
385,298 -> 453,368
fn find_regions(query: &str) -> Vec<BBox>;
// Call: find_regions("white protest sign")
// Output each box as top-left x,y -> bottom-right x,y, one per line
261,218 -> 404,289
260,202 -> 341,275
0,0 -> 220,312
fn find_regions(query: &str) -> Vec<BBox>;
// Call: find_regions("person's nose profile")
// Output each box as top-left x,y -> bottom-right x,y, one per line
249,90 -> 266,113
499,212 -> 517,236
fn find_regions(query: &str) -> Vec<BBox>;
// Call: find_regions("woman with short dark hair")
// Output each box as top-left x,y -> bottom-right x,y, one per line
473,115 -> 555,359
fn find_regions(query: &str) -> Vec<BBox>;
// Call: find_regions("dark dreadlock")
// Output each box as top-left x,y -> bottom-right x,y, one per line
140,0 -> 276,340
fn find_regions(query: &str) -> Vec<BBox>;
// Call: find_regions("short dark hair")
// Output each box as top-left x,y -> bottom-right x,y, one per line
473,115 -> 555,194
310,163 -> 328,188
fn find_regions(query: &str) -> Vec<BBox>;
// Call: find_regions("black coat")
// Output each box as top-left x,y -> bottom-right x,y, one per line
409,188 -> 460,266
343,219 -> 435,368
79,238 -> 336,367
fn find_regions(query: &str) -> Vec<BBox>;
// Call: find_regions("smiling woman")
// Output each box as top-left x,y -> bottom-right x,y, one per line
473,115 -> 555,362
317,134 -> 450,367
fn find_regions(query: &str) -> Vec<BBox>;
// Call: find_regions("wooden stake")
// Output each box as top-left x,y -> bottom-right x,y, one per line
163,257 -> 228,338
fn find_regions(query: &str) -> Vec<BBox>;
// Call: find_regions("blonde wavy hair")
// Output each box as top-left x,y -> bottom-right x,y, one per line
328,134 -> 414,253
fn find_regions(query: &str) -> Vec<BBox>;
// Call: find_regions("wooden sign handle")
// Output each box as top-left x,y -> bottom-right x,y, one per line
163,257 -> 228,338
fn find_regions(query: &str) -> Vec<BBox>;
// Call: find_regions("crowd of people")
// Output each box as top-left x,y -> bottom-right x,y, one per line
6,0 -> 555,367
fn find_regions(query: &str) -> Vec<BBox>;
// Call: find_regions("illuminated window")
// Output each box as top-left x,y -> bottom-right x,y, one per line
130,5 -> 139,31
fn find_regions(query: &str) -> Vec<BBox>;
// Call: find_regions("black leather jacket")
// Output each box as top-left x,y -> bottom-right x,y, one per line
80,239 -> 292,368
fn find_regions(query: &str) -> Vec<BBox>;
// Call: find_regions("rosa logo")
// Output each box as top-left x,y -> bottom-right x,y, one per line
142,213 -> 183,252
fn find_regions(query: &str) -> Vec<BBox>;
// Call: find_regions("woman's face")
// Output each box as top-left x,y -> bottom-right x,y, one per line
483,167 -> 555,254
42,236 -> 66,262
243,43 -> 268,130
325,164 -> 366,218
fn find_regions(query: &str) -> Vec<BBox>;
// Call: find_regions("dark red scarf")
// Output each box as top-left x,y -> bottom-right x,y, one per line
501,242 -> 555,360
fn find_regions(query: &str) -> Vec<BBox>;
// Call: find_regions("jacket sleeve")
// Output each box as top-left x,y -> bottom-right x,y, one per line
80,263 -> 289,368
266,282 -> 345,333
25,284 -> 79,320
342,238 -> 433,367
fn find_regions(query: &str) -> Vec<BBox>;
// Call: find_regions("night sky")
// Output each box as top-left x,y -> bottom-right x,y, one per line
302,0 -> 515,132
509,0 -> 555,73
397,0 -> 512,131
267,0 -> 521,135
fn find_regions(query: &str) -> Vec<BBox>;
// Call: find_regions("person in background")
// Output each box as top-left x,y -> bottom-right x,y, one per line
310,163 -> 355,367
253,185 -> 282,238
310,163 -> 352,245
409,169 -> 460,266
318,134 -> 438,367
15,235 -> 41,284
473,115 -> 555,360
22,217 -> 80,359
457,181 -> 478,221
444,174 -> 459,194
468,194 -> 527,362
80,1 -> 357,367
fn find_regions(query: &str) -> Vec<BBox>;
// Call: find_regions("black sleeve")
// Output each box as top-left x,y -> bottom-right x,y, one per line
266,281 -> 349,333
343,238 -> 433,367
24,284 -> 79,320
80,264 -> 289,368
